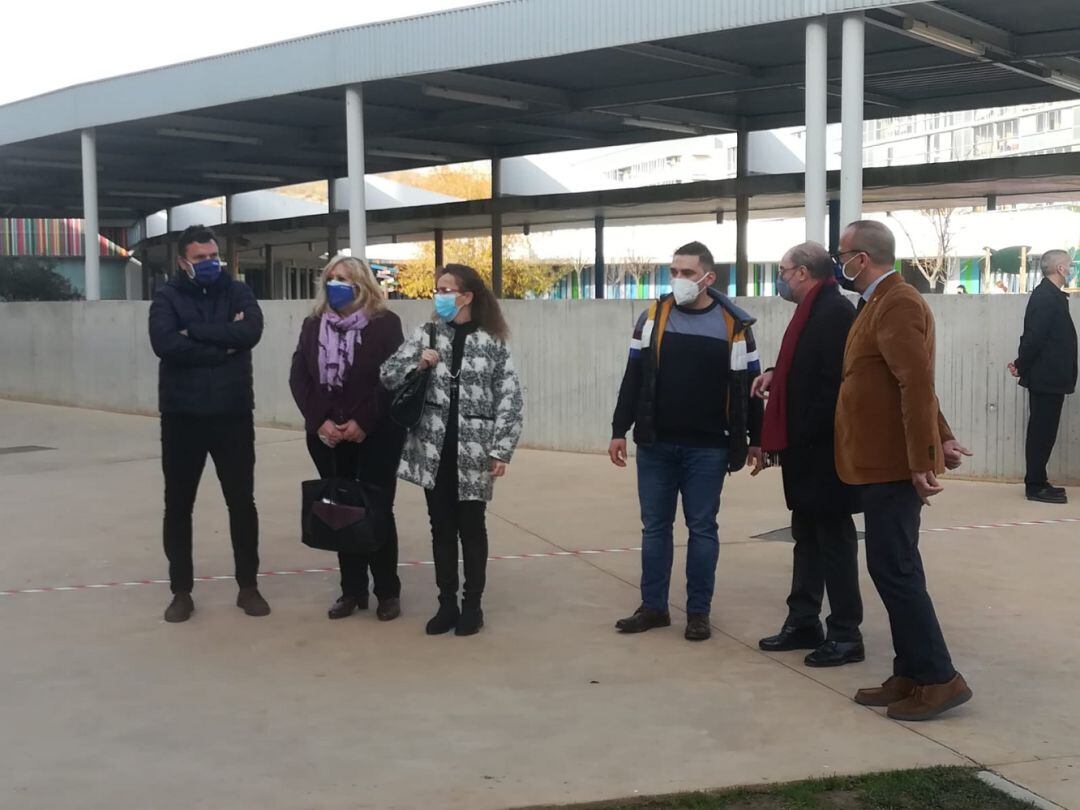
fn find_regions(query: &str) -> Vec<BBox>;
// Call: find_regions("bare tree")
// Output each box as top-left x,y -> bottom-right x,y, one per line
617,246 -> 655,284
547,249 -> 592,297
889,208 -> 958,292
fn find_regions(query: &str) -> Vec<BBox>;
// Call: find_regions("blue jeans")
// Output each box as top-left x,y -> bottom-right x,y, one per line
636,442 -> 727,615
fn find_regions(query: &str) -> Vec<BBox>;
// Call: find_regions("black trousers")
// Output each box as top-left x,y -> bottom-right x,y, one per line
161,413 -> 259,594
785,510 -> 863,643
1025,391 -> 1065,490
862,482 -> 955,685
425,445 -> 488,603
306,428 -> 404,600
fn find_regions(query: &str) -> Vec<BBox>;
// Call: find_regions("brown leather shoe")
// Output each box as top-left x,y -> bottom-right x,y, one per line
164,593 -> 194,623
236,587 -> 271,617
887,673 -> 973,721
854,675 -> 916,707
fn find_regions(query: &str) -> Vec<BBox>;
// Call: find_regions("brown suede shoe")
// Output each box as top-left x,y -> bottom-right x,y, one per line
854,675 -> 916,707
164,593 -> 194,623
237,587 -> 271,617
887,674 -> 972,721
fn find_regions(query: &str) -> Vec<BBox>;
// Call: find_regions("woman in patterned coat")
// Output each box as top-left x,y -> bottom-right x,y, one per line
380,264 -> 524,636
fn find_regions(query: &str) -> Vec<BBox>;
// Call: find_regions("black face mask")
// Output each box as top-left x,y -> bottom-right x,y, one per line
832,257 -> 858,293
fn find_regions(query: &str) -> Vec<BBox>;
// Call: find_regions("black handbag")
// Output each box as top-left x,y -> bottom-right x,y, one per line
389,323 -> 436,429
300,454 -> 388,554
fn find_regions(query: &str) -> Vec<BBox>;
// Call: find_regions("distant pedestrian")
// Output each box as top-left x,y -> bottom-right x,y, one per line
1008,249 -> 1078,504
290,256 -> 406,621
956,285 -> 967,295
834,220 -> 974,721
753,242 -> 864,668
609,241 -> 763,642
148,225 -> 268,623
380,264 -> 524,636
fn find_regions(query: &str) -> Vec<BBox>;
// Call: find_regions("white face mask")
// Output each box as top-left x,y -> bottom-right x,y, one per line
840,254 -> 864,283
671,273 -> 710,306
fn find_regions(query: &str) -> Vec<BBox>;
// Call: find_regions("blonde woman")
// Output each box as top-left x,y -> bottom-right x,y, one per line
289,256 -> 406,621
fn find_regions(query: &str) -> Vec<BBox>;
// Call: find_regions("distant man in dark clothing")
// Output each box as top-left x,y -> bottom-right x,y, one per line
609,241 -> 763,642
752,241 -> 864,668
148,225 -> 268,623
1009,249 -> 1078,504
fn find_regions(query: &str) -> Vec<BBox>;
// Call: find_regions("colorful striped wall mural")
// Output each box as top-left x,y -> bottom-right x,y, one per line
0,219 -> 129,259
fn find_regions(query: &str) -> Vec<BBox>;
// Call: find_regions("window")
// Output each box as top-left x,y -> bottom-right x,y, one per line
928,131 -> 952,162
603,155 -> 685,183
973,119 -> 1018,157
952,127 -> 973,160
1036,110 -> 1063,133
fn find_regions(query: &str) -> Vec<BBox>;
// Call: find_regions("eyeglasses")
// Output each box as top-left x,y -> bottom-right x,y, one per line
832,249 -> 865,262
777,264 -> 799,278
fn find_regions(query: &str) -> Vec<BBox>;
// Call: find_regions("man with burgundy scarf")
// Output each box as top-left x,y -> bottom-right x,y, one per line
752,241 -> 864,668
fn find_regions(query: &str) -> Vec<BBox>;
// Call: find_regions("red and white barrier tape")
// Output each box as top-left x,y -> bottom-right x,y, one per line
921,516 -> 1080,533
2,516 -> 1076,599
0,546 -> 642,597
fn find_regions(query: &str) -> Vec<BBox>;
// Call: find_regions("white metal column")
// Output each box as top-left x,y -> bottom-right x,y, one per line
840,13 -> 865,227
805,18 -> 828,244
491,157 -> 503,298
81,128 -> 100,301
344,85 -> 367,260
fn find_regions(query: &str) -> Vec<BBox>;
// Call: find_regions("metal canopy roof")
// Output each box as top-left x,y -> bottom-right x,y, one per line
1,0 -> 1079,223
134,152 -> 1080,251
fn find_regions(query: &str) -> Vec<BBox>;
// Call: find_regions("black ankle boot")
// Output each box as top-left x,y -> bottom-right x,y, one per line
425,599 -> 460,635
456,599 -> 484,636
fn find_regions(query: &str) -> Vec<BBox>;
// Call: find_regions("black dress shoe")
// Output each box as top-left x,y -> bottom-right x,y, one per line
615,605 -> 671,634
376,597 -> 401,622
1027,486 -> 1068,504
758,624 -> 824,652
804,639 -> 865,668
328,594 -> 368,620
684,613 -> 711,641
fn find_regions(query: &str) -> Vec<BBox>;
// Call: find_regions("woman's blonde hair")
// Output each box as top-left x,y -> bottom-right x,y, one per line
312,255 -> 387,317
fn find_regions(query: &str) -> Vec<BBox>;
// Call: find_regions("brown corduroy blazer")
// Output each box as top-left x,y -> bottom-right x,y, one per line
835,273 -> 954,485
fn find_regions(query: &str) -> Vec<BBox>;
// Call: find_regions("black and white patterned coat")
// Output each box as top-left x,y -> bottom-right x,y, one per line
380,321 -> 524,502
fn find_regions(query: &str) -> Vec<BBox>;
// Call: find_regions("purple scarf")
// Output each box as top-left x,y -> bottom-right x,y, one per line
318,309 -> 369,390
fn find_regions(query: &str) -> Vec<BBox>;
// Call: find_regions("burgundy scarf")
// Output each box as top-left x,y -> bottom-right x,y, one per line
761,278 -> 834,454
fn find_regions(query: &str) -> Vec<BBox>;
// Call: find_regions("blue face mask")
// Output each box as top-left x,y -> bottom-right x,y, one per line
777,274 -> 795,302
188,258 -> 222,286
433,292 -> 460,322
326,280 -> 356,311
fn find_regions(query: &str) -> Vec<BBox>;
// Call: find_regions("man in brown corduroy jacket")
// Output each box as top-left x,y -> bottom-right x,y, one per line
833,220 -> 973,722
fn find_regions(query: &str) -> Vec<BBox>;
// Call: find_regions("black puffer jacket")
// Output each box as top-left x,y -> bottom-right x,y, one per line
148,271 -> 264,415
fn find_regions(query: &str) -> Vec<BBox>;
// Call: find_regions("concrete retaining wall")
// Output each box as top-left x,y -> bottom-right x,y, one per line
1,296 -> 1076,482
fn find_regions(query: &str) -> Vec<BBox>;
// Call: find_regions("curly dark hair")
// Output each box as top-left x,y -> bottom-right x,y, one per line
438,263 -> 509,341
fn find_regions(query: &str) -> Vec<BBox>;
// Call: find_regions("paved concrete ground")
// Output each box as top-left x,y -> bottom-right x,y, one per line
1,399 -> 1077,810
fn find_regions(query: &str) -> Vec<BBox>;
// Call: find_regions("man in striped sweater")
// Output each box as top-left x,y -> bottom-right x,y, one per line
609,241 -> 764,641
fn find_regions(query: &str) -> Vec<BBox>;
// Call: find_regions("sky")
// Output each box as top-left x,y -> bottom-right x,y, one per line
0,0 -> 489,105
